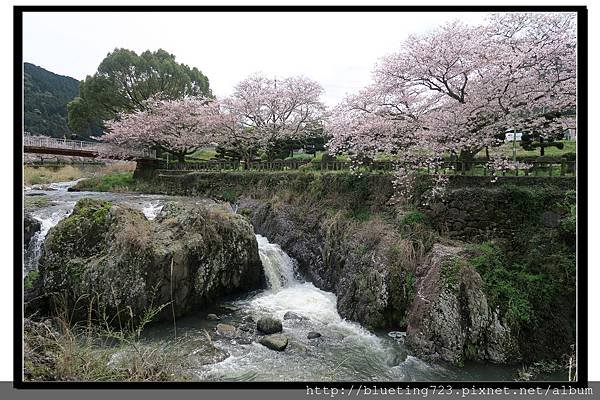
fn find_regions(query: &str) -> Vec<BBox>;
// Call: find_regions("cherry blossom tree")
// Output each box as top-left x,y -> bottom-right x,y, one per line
101,96 -> 222,162
219,73 -> 327,162
328,12 -> 576,198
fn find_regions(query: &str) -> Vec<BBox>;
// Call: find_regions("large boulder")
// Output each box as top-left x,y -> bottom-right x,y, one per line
38,199 -> 264,324
405,244 -> 520,366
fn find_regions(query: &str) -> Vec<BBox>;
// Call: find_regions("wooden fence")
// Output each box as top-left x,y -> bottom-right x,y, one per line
162,159 -> 576,177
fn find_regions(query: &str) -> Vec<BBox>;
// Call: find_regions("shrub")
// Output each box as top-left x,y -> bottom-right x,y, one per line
399,210 -> 426,226
469,242 -> 540,327
24,270 -> 40,290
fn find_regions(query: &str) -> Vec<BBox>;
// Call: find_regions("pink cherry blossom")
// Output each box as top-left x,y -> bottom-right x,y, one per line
101,96 -> 222,162
328,12 -> 576,199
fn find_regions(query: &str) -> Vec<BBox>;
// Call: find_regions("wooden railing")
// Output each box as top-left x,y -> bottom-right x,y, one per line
163,159 -> 576,177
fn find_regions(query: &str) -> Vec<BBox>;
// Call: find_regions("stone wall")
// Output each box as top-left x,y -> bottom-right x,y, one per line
140,168 -> 575,242
423,178 -> 575,241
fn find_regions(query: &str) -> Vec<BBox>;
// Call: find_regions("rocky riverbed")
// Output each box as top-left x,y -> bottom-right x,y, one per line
22,181 -> 570,381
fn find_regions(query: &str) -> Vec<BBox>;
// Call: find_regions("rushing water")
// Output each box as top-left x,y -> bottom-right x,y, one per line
23,181 -> 548,382
188,237 -> 524,382
24,181 -> 207,272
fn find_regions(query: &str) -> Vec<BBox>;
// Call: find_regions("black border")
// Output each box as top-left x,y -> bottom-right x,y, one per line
14,4 -> 588,390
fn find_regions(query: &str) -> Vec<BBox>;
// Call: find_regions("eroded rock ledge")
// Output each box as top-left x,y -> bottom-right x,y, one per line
406,244 -> 520,365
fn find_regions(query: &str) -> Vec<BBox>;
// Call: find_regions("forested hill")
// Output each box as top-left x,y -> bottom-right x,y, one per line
24,62 -> 79,138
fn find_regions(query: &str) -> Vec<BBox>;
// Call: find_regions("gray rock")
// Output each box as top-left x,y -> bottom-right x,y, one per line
256,317 -> 283,334
219,304 -> 240,313
541,211 -> 561,228
236,337 -> 253,345
259,334 -> 288,351
405,244 -> 521,366
24,213 -> 41,247
216,323 -> 237,338
307,331 -> 321,339
283,311 -> 305,321
206,313 -> 220,321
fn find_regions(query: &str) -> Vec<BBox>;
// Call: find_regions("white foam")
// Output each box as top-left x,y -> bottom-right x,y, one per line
141,200 -> 163,220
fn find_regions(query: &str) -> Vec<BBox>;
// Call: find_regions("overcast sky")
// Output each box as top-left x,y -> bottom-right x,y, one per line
23,11 -> 490,105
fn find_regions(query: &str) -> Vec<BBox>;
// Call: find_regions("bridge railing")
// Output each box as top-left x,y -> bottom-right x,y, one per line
24,135 -> 99,151
23,134 -> 156,159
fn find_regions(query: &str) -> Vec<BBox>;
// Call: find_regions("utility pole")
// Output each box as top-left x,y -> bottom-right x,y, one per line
512,126 -> 517,163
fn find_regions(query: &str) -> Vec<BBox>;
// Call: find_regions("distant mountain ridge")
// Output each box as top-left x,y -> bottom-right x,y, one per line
24,62 -> 79,138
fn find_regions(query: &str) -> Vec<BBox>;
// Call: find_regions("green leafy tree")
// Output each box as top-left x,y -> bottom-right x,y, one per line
67,48 -> 211,135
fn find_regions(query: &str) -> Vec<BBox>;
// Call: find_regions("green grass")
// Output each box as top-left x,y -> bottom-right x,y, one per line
181,140 -> 576,167
286,151 -> 320,161
74,172 -> 135,192
399,211 -> 426,226
186,148 -> 218,161
478,140 -> 576,159
467,241 -> 560,327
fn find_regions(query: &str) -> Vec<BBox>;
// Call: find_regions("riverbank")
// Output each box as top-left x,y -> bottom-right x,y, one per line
67,170 -> 577,369
26,186 -> 503,382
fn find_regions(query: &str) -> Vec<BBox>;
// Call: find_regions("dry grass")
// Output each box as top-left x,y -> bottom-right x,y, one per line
23,289 -> 223,382
23,316 -> 199,382
24,162 -> 136,186
24,165 -> 86,186
113,213 -> 153,252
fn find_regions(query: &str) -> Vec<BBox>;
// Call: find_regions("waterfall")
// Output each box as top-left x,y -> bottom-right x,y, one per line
255,234 -> 296,291
25,208 -> 73,272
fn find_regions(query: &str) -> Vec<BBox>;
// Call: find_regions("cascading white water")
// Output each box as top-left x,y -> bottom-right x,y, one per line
25,208 -> 74,272
196,234 -> 411,381
141,200 -> 163,220
251,235 -> 380,339
255,234 -> 296,291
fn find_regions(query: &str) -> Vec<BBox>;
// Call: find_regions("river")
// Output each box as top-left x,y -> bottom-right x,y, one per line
23,181 -> 543,382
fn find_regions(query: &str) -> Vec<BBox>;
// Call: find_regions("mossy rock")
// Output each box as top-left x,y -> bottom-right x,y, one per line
38,199 -> 263,326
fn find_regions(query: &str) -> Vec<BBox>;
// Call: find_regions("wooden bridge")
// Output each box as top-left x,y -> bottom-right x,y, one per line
23,134 -> 156,160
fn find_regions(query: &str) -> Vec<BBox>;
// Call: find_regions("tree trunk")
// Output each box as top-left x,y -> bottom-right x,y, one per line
459,150 -> 476,171
540,137 -> 545,156
177,153 -> 186,163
